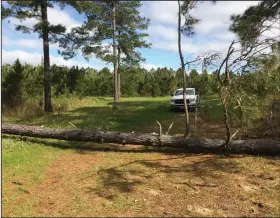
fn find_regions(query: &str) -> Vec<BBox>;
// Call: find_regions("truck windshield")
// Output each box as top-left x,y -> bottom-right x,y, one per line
175,89 -> 194,95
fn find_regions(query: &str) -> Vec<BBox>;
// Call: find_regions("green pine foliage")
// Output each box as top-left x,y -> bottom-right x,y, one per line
59,1 -> 150,65
1,60 -> 220,103
230,0 -> 280,49
4,56 -> 278,102
2,59 -> 23,106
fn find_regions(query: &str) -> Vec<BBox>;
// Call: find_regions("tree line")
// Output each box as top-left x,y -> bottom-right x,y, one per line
2,59 -> 219,106
2,0 -> 151,112
3,47 -> 279,106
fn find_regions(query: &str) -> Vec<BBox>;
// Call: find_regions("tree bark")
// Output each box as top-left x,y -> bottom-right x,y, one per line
112,1 -> 119,102
216,41 -> 235,146
41,0 -> 52,113
220,93 -> 231,145
2,124 -> 280,155
177,0 -> 190,137
117,38 -> 121,101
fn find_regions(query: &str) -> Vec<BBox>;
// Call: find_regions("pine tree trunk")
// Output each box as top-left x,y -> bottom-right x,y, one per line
41,0 -> 52,113
117,40 -> 121,101
177,0 -> 190,137
2,124 -> 280,155
112,1 -> 119,102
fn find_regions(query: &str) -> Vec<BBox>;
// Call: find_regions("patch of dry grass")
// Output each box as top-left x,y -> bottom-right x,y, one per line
2,141 -> 280,217
2,96 -> 280,216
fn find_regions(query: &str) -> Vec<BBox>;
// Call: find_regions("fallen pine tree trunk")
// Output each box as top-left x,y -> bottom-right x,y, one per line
2,123 -> 280,155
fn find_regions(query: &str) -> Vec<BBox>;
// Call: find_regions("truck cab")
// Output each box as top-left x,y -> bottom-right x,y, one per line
170,88 -> 200,111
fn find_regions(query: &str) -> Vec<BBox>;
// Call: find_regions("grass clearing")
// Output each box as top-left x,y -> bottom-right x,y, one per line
2,96 -> 280,216
2,95 -> 226,137
2,137 -> 63,216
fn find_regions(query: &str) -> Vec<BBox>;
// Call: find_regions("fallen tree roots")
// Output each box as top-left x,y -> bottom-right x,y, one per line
2,123 -> 280,155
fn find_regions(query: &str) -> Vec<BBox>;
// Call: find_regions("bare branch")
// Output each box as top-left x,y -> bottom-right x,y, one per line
166,117 -> 177,135
229,37 -> 278,68
156,120 -> 162,136
69,122 -> 78,129
229,40 -> 278,73
183,56 -> 201,67
166,121 -> 174,136
230,129 -> 240,141
217,40 -> 235,85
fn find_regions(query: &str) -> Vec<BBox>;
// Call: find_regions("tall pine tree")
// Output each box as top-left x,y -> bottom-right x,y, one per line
59,0 -> 150,102
2,1 -> 77,112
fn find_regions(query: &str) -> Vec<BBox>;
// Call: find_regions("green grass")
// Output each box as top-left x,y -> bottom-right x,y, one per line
2,138 -> 62,177
2,137 -> 64,216
2,96 -> 280,217
2,95 -> 224,132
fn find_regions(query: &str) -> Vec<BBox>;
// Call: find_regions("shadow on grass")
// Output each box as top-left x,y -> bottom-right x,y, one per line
7,97 -> 226,138
85,154 -> 243,200
3,135 -> 278,202
13,100 -> 175,133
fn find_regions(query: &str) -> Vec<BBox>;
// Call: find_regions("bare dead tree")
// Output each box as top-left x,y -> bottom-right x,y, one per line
214,37 -> 279,148
177,0 -> 190,137
177,0 -> 201,137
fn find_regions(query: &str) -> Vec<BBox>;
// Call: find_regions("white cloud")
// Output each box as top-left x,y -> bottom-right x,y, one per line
213,32 -> 236,42
141,63 -> 164,70
144,1 -> 262,55
2,49 -> 106,69
48,7 -> 81,33
153,40 -> 232,55
148,25 -> 177,41
144,1 -> 178,26
3,49 -> 43,65
7,6 -> 80,33
2,35 -> 59,49
260,21 -> 280,40
192,1 -> 260,36
7,17 -> 37,30
145,1 -> 260,36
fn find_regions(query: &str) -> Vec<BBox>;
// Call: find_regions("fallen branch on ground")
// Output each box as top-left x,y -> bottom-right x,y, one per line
2,123 -> 280,155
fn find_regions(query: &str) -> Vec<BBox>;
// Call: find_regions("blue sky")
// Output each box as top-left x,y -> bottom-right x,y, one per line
2,1 -> 261,72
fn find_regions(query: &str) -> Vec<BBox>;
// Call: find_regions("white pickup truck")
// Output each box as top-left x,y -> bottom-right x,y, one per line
170,88 -> 200,111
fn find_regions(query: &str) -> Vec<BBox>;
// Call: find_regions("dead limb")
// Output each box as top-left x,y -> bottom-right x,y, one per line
156,120 -> 162,136
230,129 -> 240,141
166,116 -> 178,135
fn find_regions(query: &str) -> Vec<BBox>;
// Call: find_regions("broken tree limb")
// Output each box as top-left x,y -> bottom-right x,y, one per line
156,120 -> 162,136
2,123 -> 280,155
230,129 -> 240,141
166,120 -> 175,135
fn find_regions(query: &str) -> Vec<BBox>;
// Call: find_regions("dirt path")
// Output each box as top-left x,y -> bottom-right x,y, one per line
31,152 -> 105,216
27,150 -> 280,217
